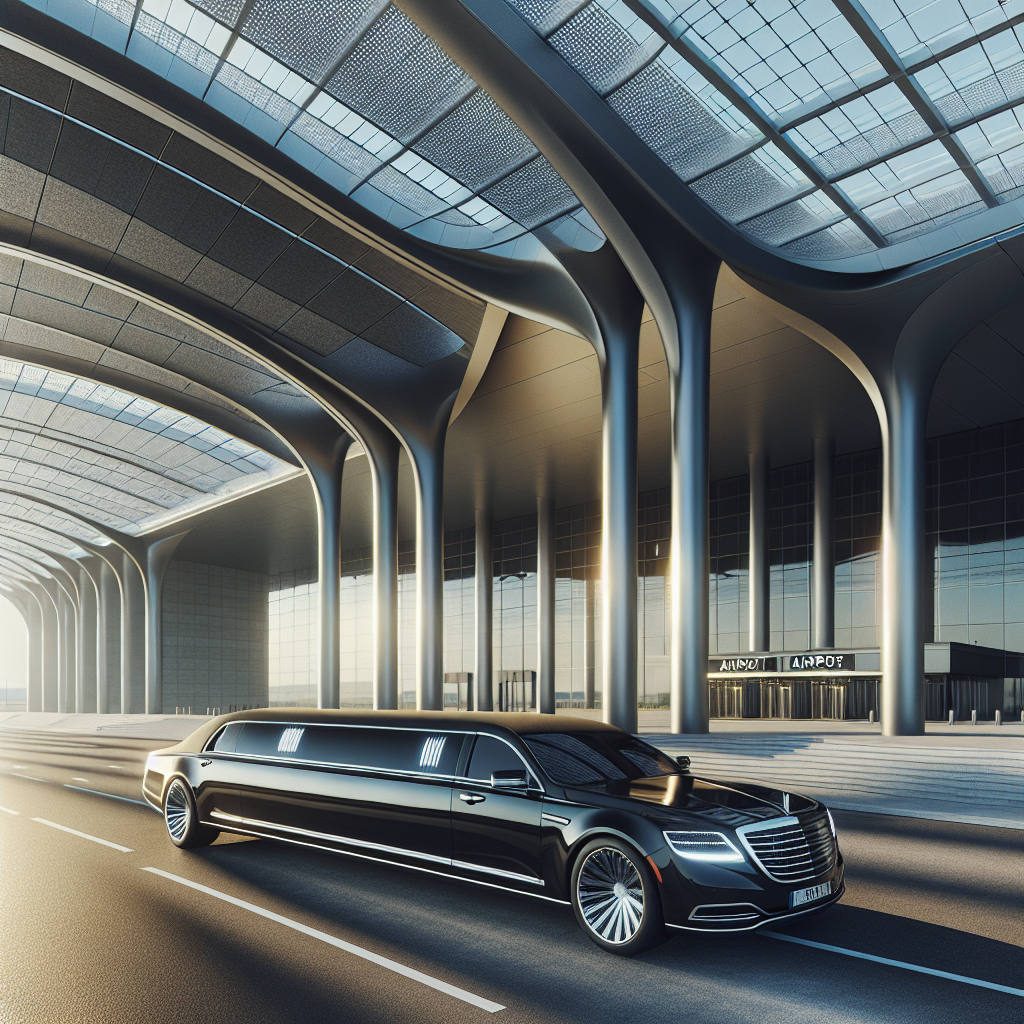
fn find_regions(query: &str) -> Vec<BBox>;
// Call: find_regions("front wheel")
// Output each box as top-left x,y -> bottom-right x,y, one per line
164,778 -> 219,849
571,837 -> 667,955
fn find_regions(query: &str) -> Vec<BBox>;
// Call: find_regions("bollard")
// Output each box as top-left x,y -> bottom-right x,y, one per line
971,709 -> 977,725
949,710 -> 954,725
995,709 -> 1002,726
868,709 -> 875,723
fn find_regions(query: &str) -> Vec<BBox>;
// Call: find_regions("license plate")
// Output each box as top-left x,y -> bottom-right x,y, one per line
790,881 -> 832,908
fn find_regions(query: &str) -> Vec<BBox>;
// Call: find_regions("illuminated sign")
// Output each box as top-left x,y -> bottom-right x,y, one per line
714,657 -> 777,673
787,653 -> 855,671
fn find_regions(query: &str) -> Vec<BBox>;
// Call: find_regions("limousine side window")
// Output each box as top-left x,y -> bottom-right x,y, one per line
467,735 -> 533,786
208,722 -> 243,753
231,723 -> 460,776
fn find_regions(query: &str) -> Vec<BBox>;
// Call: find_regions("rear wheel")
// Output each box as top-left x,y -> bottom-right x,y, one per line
164,778 -> 219,849
571,837 -> 666,955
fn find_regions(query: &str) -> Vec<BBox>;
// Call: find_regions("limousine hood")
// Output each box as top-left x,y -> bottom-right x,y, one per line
619,773 -> 818,827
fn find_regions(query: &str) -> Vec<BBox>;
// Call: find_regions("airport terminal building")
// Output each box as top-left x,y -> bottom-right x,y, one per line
1,0 -> 1023,735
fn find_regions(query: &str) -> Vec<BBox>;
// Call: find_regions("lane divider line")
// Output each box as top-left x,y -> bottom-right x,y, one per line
32,818 -> 134,853
10,772 -> 45,782
72,777 -> 89,782
761,931 -> 1024,998
64,784 -> 150,807
141,867 -> 506,1013
0,804 -> 19,814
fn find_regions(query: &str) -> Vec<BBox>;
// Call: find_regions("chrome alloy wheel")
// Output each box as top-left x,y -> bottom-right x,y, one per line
576,847 -> 645,944
164,779 -> 191,842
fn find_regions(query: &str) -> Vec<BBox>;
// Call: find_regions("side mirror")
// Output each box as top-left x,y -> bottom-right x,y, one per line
675,756 -> 691,772
491,769 -> 529,789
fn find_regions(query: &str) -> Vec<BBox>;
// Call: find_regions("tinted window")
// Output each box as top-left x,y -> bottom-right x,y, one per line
210,722 -> 243,752
234,723 -> 460,775
523,732 -> 678,785
467,735 -> 530,783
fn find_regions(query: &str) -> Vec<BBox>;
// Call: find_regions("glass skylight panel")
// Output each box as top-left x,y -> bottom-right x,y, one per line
913,26 -> 1024,125
740,188 -> 843,245
548,0 -> 666,96
133,0 -> 230,79
240,0 -> 388,84
504,0 -> 588,34
662,0 -> 883,122
958,107 -> 1024,198
787,83 -> 932,177
858,167 -> 983,241
607,49 -> 763,181
189,0 -> 248,29
837,139 -> 957,206
860,0 -> 1020,65
217,36 -> 317,119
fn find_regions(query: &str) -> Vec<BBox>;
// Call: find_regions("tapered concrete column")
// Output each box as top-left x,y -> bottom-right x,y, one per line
583,577 -> 596,710
76,564 -> 98,714
21,589 -> 43,712
121,551 -> 145,714
537,491 -> 556,714
372,436 -> 400,710
474,503 -> 493,712
749,452 -> 770,653
667,264 -> 718,735
143,533 -> 189,715
96,559 -> 120,714
411,436 -> 446,711
599,319 -> 641,734
58,589 -> 76,713
813,437 -> 836,650
306,434 -> 353,710
881,383 -> 928,736
35,580 -> 60,712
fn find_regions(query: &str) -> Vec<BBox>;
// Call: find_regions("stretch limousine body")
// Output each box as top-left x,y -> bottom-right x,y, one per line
143,710 -> 844,954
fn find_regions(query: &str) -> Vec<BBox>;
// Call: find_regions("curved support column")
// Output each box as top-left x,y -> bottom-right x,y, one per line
666,258 -> 720,735
599,313 -> 641,733
372,435 -> 400,710
813,437 -> 835,650
120,552 -> 145,715
57,589 -> 75,713
881,383 -> 928,736
303,433 -> 354,710
20,589 -> 44,712
409,435 -> 447,711
76,563 -> 98,714
33,580 -> 60,712
474,503 -> 493,713
749,452 -> 770,653
536,491 -> 556,715
96,559 -> 120,714
144,533 -> 189,715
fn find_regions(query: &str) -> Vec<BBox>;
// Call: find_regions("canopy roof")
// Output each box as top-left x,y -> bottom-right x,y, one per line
23,0 -> 1024,269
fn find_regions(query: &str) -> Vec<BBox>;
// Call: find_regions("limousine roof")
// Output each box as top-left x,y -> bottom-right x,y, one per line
166,708 -> 622,756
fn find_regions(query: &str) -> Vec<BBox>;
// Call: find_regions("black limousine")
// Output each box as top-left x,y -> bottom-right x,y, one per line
143,709 -> 844,954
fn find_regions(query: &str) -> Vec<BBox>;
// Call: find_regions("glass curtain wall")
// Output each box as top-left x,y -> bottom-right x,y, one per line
266,418 -> 1024,709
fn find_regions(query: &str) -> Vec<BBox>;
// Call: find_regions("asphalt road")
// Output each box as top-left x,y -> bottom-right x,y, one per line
1,729 -> 1021,1024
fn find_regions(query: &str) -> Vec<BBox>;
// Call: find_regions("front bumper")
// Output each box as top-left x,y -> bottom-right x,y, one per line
657,849 -> 846,932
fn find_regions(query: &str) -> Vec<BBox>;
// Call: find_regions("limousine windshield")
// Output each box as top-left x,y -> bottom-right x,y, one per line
522,732 -> 679,785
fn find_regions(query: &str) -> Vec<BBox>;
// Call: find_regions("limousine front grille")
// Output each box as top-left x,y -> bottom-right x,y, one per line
738,812 -> 836,884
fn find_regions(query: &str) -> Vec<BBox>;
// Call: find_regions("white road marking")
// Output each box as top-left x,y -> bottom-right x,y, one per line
107,765 -> 124,770
761,931 -> 1024,998
142,867 -> 506,1013
64,784 -> 149,807
0,805 -> 19,814
10,772 -> 45,782
32,818 -> 134,853
72,777 -> 89,782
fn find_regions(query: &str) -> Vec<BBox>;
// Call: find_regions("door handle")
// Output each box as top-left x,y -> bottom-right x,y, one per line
200,760 -> 212,767
459,793 -> 485,804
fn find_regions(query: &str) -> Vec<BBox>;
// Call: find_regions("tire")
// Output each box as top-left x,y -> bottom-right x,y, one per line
571,837 -> 667,955
163,777 -> 219,849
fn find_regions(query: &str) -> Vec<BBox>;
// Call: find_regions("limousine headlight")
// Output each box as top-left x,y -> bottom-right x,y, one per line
664,830 -> 745,863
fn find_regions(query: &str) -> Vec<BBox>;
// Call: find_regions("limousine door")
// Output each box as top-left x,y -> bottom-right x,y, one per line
232,722 -> 460,866
193,721 -> 245,821
451,735 -> 544,887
